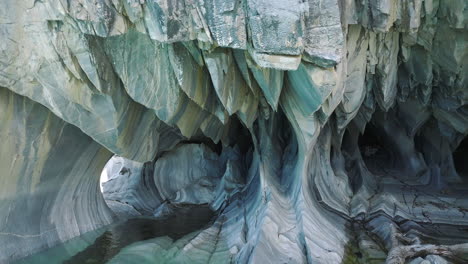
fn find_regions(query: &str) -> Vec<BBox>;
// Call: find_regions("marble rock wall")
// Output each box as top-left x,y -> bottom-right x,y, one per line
0,0 -> 467,263
0,87 -> 114,262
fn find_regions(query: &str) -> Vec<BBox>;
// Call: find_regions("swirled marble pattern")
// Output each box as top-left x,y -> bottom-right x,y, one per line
0,0 -> 467,263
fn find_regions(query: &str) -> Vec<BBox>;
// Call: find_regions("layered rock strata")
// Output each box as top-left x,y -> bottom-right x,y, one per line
0,0 -> 467,263
0,87 -> 114,261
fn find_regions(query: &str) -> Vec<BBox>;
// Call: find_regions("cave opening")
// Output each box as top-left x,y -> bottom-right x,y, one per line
99,155 -> 169,220
99,156 -> 144,218
358,123 -> 394,176
453,136 -> 468,180
60,155 -> 218,263
99,156 -> 114,192
227,115 -> 255,156
340,128 -> 363,193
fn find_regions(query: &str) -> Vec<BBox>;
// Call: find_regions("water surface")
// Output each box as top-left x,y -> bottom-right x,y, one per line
17,206 -> 214,264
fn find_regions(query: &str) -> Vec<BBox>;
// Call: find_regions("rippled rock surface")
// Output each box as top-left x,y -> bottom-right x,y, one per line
0,0 -> 467,263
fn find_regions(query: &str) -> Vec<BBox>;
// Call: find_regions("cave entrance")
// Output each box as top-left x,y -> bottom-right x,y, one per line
358,123 -> 393,175
99,158 -> 112,192
99,156 -> 130,217
99,156 -> 125,193
453,136 -> 468,180
99,156 -> 165,219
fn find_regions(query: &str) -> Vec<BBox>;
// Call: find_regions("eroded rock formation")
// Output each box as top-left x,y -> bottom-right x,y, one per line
0,0 -> 467,263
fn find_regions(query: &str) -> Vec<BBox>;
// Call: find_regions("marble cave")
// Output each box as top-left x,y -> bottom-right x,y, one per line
0,0 -> 467,263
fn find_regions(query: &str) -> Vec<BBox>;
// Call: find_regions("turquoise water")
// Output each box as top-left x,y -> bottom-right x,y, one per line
17,207 -> 214,264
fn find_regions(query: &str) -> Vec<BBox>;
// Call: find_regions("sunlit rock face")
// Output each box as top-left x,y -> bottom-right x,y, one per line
0,0 -> 467,263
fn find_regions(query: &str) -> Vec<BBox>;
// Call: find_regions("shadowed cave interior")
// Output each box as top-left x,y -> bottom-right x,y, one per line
453,136 -> 468,181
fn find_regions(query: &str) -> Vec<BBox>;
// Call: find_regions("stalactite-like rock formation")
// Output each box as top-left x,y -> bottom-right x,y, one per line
0,0 -> 467,263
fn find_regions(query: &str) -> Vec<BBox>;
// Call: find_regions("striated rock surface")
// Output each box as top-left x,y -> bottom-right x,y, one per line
0,87 -> 114,261
101,156 -> 162,218
0,0 -> 467,263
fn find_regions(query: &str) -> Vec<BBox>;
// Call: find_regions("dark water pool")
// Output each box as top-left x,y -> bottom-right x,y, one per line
17,206 -> 214,264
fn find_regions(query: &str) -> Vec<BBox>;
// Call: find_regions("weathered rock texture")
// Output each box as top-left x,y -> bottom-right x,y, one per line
0,87 -> 114,261
101,156 -> 161,218
0,0 -> 467,263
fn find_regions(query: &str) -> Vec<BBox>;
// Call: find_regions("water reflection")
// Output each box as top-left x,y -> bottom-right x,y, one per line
19,206 -> 214,264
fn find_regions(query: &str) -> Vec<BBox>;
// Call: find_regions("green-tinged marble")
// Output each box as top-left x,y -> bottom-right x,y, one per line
286,62 -> 337,117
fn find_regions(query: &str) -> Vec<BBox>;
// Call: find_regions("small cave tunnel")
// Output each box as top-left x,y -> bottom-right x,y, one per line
89,117 -> 257,263
67,155 -> 218,264
99,157 -> 113,192
358,123 -> 394,175
226,115 -> 255,156
98,155 -> 156,218
453,136 -> 468,180
340,129 -> 363,194
99,155 -> 144,217
99,155 -> 216,219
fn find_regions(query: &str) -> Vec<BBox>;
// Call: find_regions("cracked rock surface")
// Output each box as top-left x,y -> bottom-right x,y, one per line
0,0 -> 467,263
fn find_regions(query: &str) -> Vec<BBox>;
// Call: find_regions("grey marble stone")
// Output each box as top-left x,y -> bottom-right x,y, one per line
0,87 -> 114,262
0,0 -> 467,263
